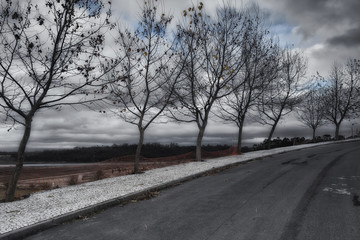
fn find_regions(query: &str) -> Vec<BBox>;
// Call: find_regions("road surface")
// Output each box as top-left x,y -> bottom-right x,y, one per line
24,141 -> 360,240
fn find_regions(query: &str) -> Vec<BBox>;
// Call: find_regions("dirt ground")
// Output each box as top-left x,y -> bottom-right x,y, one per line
0,148 -> 236,201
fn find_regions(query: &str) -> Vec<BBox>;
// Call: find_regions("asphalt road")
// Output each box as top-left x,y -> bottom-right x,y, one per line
24,141 -> 360,240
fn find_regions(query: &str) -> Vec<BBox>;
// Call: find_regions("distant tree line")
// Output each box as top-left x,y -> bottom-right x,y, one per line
250,135 -> 349,151
2,143 -> 230,163
2,132 -> 351,163
4,133 -> 355,163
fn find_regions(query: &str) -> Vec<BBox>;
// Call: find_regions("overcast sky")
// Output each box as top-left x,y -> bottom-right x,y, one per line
1,0 -> 359,151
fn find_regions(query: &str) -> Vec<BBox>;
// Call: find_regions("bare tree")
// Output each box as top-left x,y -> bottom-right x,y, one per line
257,47 -> 307,148
170,3 -> 249,161
0,0 -> 113,201
108,0 -> 183,173
217,6 -> 281,153
322,59 -> 360,139
296,86 -> 326,140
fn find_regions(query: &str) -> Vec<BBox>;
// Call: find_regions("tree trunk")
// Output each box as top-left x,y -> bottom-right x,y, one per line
335,124 -> 340,140
312,127 -> 316,141
196,126 -> 206,162
237,122 -> 244,154
6,118 -> 32,202
134,128 -> 145,174
266,122 -> 278,149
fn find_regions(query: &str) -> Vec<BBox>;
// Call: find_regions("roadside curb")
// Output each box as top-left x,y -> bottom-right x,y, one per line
1,139 -> 359,239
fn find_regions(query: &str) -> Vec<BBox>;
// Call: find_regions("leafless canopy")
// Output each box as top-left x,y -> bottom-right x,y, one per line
0,0 -> 113,125
321,59 -> 360,139
257,47 -> 307,146
216,5 -> 281,152
296,84 -> 326,140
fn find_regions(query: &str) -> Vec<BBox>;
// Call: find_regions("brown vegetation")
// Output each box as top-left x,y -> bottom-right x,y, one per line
0,147 -> 236,201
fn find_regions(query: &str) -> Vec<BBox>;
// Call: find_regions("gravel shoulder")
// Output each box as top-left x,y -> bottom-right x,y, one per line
0,139 -> 358,238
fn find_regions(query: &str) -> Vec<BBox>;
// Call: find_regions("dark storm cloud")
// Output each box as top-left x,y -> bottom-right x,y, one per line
327,26 -> 360,47
263,0 -> 360,47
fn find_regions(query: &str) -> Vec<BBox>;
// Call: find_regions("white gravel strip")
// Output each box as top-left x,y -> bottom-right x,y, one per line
0,139 -> 357,234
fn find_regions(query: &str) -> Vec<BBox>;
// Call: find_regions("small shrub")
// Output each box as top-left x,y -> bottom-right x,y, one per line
95,170 -> 105,180
241,146 -> 251,153
40,182 -> 52,190
28,183 -> 36,190
68,175 -> 78,185
323,134 -> 331,141
337,135 -> 345,140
